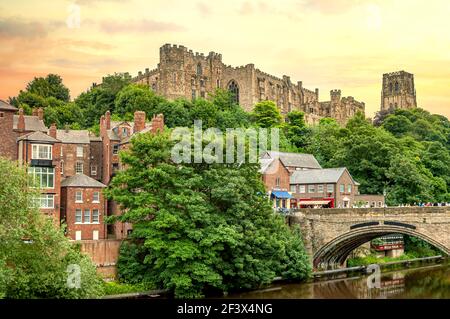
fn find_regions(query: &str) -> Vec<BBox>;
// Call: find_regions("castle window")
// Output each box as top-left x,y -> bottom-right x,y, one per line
216,79 -> 220,88
152,83 -> 157,91
227,80 -> 239,104
173,73 -> 176,84
192,89 -> 196,100
200,79 -> 205,87
196,63 -> 202,76
200,91 -> 206,98
395,81 -> 399,92
389,83 -> 393,93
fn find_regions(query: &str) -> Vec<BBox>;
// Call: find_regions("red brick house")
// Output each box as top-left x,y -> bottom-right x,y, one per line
260,157 -> 292,209
17,129 -> 62,222
60,174 -> 107,240
290,167 -> 360,208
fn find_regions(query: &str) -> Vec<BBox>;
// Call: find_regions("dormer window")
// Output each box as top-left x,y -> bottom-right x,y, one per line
122,127 -> 127,137
32,144 -> 52,160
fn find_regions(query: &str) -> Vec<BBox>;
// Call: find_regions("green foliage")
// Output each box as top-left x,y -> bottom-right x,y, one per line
25,74 -> 70,102
251,100 -> 283,128
283,111 -> 312,150
306,108 -> 450,205
0,158 -> 104,299
115,84 -> 164,120
105,131 -> 311,298
103,281 -> 150,296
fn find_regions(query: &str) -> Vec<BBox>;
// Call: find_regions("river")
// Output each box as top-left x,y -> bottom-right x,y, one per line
226,263 -> 450,299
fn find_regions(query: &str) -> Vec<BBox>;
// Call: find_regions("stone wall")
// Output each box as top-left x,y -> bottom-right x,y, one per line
131,44 -> 365,125
78,239 -> 122,279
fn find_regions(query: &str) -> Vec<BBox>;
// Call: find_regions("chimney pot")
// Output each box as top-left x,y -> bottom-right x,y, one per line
105,111 -> 111,130
49,123 -> 57,138
18,108 -> 25,132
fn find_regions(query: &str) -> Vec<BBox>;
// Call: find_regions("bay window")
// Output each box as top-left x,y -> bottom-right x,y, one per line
32,144 -> 52,160
28,167 -> 55,188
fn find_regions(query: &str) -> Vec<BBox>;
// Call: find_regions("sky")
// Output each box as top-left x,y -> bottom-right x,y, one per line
1,0 -> 449,119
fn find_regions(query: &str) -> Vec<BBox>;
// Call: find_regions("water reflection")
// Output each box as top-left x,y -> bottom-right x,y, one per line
227,264 -> 450,299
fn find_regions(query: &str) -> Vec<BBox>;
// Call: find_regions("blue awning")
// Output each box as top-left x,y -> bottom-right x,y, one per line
271,191 -> 292,199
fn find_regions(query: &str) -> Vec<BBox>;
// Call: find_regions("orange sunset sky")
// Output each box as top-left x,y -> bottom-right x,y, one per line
1,0 -> 449,119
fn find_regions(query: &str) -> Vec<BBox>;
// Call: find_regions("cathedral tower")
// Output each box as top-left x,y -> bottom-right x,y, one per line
381,71 -> 417,111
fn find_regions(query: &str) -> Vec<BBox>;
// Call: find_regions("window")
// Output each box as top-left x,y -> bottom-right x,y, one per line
34,194 -> 54,209
299,185 -> 306,193
200,79 -> 205,87
32,144 -> 52,160
28,167 -> 55,188
60,162 -> 64,175
60,147 -> 63,157
75,231 -> 82,241
75,209 -> 82,223
0,112 -> 4,118
340,184 -> 345,193
76,146 -> 83,158
347,184 -> 352,193
308,185 -> 315,193
92,209 -> 99,223
318,185 -> 324,193
196,63 -> 202,75
75,162 -> 83,174
91,165 -> 97,176
290,185 -> 296,193
216,79 -> 220,88
93,192 -> 100,203
378,201 -> 382,207
113,144 -> 119,155
395,81 -> 399,92
191,89 -> 196,100
200,91 -> 206,98
228,80 -> 239,104
327,184 -> 334,193
122,127 -> 127,137
93,230 -> 99,240
75,191 -> 83,203
275,177 -> 280,187
84,209 -> 91,224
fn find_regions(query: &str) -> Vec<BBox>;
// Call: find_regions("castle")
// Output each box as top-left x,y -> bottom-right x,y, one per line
131,44 -> 366,125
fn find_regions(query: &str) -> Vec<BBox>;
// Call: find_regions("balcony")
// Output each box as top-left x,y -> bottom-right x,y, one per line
30,159 -> 53,167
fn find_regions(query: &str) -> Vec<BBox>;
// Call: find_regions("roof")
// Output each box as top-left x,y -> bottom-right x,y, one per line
61,174 -> 106,188
262,151 -> 322,169
56,129 -> 90,144
259,158 -> 274,174
0,99 -> 17,111
13,115 -> 47,132
290,167 -> 354,184
17,131 -> 59,143
89,132 -> 102,142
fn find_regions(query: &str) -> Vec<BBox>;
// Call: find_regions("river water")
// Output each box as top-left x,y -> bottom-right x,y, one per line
227,263 -> 450,299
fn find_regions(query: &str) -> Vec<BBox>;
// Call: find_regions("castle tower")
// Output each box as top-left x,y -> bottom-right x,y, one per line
381,71 -> 417,111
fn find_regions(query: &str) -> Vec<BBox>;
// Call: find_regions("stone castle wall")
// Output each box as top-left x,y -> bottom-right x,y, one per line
132,44 -> 366,126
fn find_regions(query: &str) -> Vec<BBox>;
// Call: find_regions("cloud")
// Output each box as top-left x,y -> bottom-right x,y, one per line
197,2 -> 212,17
75,0 -> 128,5
0,17 -> 62,39
47,57 -> 120,69
99,18 -> 185,33
56,39 -> 116,50
299,0 -> 363,14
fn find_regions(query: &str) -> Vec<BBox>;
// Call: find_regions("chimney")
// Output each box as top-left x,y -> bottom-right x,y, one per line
37,108 -> 44,120
105,111 -> 111,130
18,108 -> 25,132
49,123 -> 57,139
133,111 -> 146,133
32,108 -> 38,117
151,114 -> 164,134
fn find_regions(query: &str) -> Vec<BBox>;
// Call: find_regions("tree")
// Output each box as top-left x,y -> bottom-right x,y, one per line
0,158 -> 104,298
104,131 -> 311,298
23,74 -> 70,102
284,111 -> 312,150
115,84 -> 164,120
251,101 -> 283,128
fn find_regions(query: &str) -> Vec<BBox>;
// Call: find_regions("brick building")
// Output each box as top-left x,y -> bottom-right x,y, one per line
290,167 -> 360,209
260,157 -> 291,209
131,44 -> 365,125
61,174 -> 107,240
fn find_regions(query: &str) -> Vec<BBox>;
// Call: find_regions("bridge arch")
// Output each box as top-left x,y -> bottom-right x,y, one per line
313,225 -> 450,270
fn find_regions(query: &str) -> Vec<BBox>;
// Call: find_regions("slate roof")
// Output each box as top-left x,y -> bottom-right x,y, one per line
17,131 -> 59,143
0,99 -> 17,111
262,151 -> 322,169
290,167 -> 352,184
56,129 -> 91,144
13,115 -> 47,132
89,132 -> 102,142
259,158 -> 274,174
61,174 -> 106,188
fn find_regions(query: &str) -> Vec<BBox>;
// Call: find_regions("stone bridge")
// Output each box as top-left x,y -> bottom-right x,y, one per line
287,207 -> 450,270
